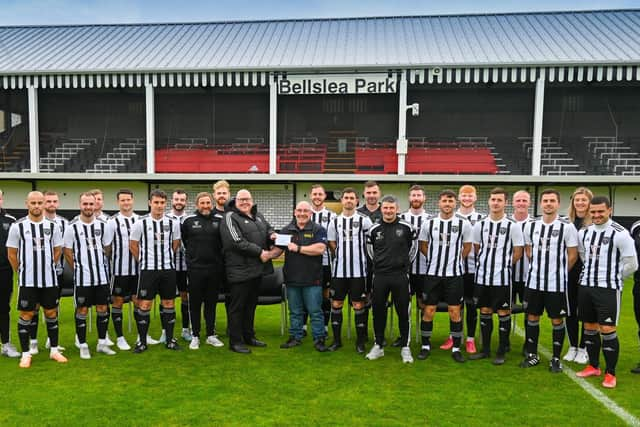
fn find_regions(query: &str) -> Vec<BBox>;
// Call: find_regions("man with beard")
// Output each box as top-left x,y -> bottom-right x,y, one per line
212,180 -> 231,329
166,189 -> 191,342
90,189 -> 110,222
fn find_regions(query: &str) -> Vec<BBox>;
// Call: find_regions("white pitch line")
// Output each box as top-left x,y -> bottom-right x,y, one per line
513,325 -> 640,426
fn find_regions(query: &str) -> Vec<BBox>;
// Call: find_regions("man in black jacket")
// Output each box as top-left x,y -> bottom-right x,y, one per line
277,201 -> 329,352
182,192 -> 226,350
0,189 -> 19,358
220,189 -> 278,354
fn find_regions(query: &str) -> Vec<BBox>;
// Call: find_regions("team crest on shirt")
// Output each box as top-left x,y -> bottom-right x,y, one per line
499,227 -> 507,234
163,224 -> 170,231
551,230 -> 559,237
139,289 -> 147,297
20,300 -> 28,308
44,229 -> 51,236
192,220 -> 202,229
470,220 -> 477,225
602,237 -> 610,245
94,229 -> 101,237
2,223 -> 9,230
321,217 -> 329,223
352,220 -> 360,228
395,229 -> 403,237
451,226 -> 459,233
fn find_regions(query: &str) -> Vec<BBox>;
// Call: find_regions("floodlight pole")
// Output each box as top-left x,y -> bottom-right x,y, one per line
145,82 -> 155,174
27,84 -> 39,173
531,75 -> 546,176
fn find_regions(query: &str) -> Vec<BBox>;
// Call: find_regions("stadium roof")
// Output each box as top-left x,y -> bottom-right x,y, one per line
1,9 -> 640,75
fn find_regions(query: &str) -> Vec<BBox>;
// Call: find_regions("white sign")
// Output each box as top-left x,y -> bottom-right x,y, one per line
278,73 -> 397,95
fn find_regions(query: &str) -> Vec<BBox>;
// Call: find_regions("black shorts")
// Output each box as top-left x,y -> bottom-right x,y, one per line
17,287 -> 59,312
409,274 -> 426,297
463,273 -> 475,300
523,288 -> 568,318
112,275 -> 138,298
137,270 -> 177,301
75,285 -> 110,308
176,270 -> 188,293
578,286 -> 620,326
423,276 -> 464,306
474,285 -> 511,312
322,266 -> 332,289
330,277 -> 367,302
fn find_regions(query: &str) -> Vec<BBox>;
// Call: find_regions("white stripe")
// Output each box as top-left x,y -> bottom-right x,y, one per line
514,325 -> 640,426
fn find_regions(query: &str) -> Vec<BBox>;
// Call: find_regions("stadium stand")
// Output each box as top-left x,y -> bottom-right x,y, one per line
404,138 -> 500,175
155,140 -> 269,173
521,137 -> 587,175
585,136 -> 640,176
0,139 -> 29,172
277,139 -> 327,173
39,137 -> 96,173
354,141 -> 398,174
85,138 -> 146,173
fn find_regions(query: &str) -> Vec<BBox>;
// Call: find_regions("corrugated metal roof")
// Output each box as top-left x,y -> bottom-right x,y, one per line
1,9 -> 639,74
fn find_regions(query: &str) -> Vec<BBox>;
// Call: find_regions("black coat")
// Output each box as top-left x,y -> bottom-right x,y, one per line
220,199 -> 275,284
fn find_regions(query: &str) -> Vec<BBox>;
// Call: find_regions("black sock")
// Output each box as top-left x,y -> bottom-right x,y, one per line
111,307 -> 123,337
18,317 -> 31,353
29,311 -> 39,340
322,298 -> 331,327
45,316 -> 59,348
525,320 -> 540,355
331,308 -> 342,343
181,301 -> 190,329
161,306 -> 176,341
0,305 -> 9,344
136,309 -> 151,345
552,322 -> 565,359
354,308 -> 367,343
97,311 -> 109,340
584,329 -> 601,368
602,331 -> 619,375
450,320 -> 463,350
75,313 -> 88,344
466,301 -> 477,338
420,320 -> 433,348
498,314 -> 511,354
479,314 -> 493,354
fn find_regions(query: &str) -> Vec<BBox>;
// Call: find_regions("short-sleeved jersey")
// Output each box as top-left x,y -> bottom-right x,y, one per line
456,210 -> 484,274
578,220 -> 636,290
511,215 -> 531,283
473,216 -> 524,286
400,210 -> 433,275
63,218 -> 111,286
311,206 -> 337,267
6,217 -> 62,288
524,216 -> 578,292
105,212 -> 139,276
419,214 -> 473,277
166,212 -> 188,271
130,214 -> 181,271
327,212 -> 372,278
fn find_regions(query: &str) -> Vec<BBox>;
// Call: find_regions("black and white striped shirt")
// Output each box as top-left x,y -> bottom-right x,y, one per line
105,212 -> 139,276
167,212 -> 188,271
578,220 -> 636,290
511,215 -> 531,283
327,213 -> 372,278
524,216 -> 578,292
6,217 -> 62,288
473,216 -> 524,286
400,210 -> 433,275
419,214 -> 473,277
312,207 -> 337,267
456,210 -> 484,274
49,215 -> 68,274
130,215 -> 181,271
63,218 -> 111,287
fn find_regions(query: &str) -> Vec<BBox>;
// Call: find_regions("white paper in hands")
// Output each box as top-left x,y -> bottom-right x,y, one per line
275,233 -> 292,246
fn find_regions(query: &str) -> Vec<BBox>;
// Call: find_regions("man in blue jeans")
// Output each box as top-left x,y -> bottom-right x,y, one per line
277,201 -> 329,352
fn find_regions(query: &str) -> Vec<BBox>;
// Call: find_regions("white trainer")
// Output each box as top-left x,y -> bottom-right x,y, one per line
365,344 -> 384,360
157,330 -> 167,344
74,334 -> 81,349
563,346 -> 578,362
401,346 -> 414,364
29,339 -> 39,355
206,335 -> 224,348
49,348 -> 68,363
97,342 -> 116,355
574,348 -> 589,364
189,336 -> 200,350
116,336 -> 131,351
1,342 -> 21,358
146,334 -> 161,345
104,332 -> 115,347
181,328 -> 193,342
79,343 -> 91,360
